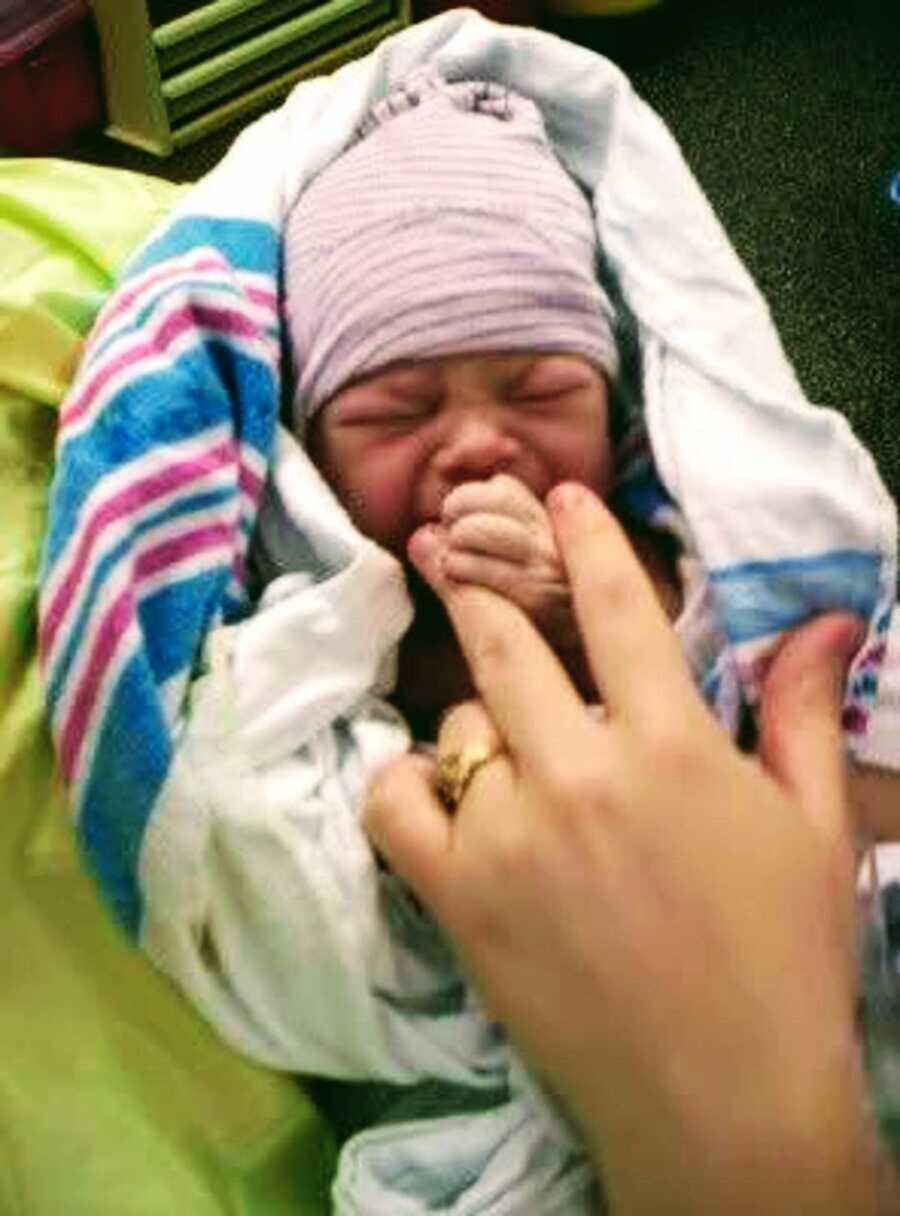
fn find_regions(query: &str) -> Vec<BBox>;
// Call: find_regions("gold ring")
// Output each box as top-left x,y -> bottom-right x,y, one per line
436,742 -> 500,811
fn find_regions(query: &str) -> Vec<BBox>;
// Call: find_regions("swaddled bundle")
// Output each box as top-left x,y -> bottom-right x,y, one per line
38,9 -> 900,1212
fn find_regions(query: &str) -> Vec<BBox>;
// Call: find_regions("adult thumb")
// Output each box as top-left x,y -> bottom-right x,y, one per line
758,612 -> 865,836
362,752 -> 452,912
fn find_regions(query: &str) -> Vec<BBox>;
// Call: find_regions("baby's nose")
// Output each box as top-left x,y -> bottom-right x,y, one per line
433,412 -> 520,482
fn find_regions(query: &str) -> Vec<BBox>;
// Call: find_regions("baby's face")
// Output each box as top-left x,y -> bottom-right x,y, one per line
307,351 -> 613,558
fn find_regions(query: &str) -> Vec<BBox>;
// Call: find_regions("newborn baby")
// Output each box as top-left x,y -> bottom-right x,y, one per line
287,70 -> 682,736
308,350 -> 682,734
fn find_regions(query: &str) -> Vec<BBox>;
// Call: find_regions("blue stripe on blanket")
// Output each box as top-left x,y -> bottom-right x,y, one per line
141,571 -> 231,688
43,346 -> 277,572
127,216 -> 281,278
45,484 -> 238,708
709,550 -> 881,644
79,656 -> 173,936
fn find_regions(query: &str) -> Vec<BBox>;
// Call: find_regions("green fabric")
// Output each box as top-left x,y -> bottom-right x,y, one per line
0,159 -> 335,1215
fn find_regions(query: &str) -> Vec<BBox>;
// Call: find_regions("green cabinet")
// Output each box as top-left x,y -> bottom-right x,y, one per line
90,0 -> 410,155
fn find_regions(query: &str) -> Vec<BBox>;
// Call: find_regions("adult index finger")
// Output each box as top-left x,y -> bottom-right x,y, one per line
407,525 -> 593,773
546,484 -> 704,729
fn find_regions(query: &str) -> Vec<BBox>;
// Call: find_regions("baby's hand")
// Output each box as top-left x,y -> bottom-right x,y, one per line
434,473 -> 579,651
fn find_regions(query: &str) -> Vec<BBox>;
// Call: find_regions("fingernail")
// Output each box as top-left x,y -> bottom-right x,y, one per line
546,482 -> 591,515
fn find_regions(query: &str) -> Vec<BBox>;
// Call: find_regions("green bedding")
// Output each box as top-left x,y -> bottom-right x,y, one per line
0,159 -> 335,1215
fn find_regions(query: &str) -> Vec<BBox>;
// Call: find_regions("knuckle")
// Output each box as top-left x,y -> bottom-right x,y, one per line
440,490 -> 459,521
469,617 -> 520,673
639,712 -> 704,778
443,482 -> 479,520
362,761 -> 400,829
452,514 -> 501,555
484,823 -> 540,889
447,508 -> 474,537
474,515 -> 506,550
575,563 -> 633,617
444,548 -> 473,579
490,472 -> 518,494
446,533 -> 470,560
492,473 -> 530,512
511,579 -> 540,612
437,698 -> 495,751
533,518 -> 555,551
446,515 -> 465,541
537,748 -> 594,808
464,561 -> 508,597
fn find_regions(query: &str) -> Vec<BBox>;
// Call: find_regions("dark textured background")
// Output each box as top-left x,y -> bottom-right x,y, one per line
550,0 -> 900,506
70,0 -> 900,502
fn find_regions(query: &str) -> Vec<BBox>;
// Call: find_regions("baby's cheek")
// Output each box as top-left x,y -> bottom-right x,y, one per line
363,483 -> 417,554
339,446 -> 419,553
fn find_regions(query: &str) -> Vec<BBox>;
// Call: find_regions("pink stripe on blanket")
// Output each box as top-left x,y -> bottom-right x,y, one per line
58,584 -> 134,783
238,458 -> 264,502
245,285 -> 278,310
40,439 -> 236,668
96,256 -> 226,330
63,303 -> 268,430
134,522 -> 232,581
58,525 -> 234,783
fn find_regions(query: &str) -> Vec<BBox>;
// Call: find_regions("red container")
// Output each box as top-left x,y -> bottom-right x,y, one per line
414,0 -> 539,23
0,0 -> 103,153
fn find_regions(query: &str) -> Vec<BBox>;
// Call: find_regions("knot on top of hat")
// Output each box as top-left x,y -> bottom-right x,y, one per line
351,65 -> 533,146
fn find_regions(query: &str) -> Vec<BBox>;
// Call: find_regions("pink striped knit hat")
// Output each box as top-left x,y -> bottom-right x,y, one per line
284,65 -> 618,430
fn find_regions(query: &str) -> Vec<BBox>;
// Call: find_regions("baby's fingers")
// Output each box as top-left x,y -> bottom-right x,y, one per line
443,549 -> 528,597
447,512 -> 533,563
443,474 -> 543,526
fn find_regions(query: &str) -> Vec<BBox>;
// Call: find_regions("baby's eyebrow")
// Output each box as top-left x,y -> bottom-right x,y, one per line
370,362 -> 441,396
505,355 -> 591,393
358,354 -> 585,401
504,356 -> 543,393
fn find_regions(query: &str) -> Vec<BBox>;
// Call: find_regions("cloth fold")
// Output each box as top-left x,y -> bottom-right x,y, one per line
38,9 -> 900,1211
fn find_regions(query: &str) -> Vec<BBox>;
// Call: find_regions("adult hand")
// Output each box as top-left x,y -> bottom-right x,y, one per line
365,482 -> 889,1215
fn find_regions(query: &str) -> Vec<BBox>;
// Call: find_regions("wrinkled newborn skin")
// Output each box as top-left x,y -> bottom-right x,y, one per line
307,350 -> 673,733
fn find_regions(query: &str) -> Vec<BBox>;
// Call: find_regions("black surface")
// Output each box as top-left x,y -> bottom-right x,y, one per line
544,0 -> 900,505
66,0 -> 900,501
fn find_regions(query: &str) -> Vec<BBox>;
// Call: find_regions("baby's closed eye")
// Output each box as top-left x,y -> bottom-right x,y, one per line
336,397 -> 434,427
